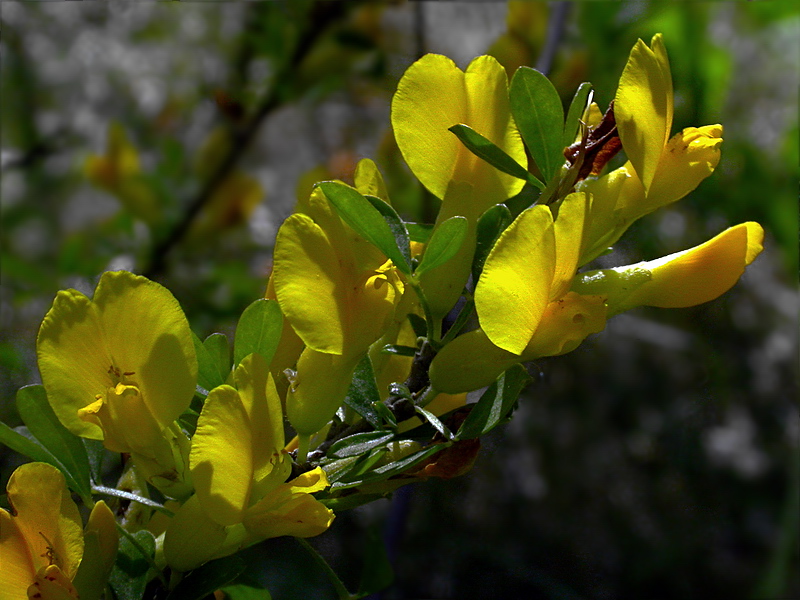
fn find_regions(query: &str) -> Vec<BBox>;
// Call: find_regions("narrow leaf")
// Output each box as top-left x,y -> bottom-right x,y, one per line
234,298 -> 283,367
16,384 -> 91,501
364,194 -> 412,269
563,82 -> 593,147
457,364 -> 531,439
406,223 -> 434,244
380,344 -> 417,357
328,431 -> 395,458
449,124 -> 542,189
472,203 -> 513,282
109,530 -> 156,600
344,354 -> 382,428
414,405 -> 453,440
510,66 -> 565,182
318,181 -> 411,274
415,216 -> 468,277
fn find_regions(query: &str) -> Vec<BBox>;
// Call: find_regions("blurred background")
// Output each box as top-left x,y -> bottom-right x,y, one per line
1,1 -> 797,599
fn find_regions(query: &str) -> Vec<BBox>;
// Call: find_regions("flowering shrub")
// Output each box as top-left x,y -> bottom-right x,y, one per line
0,35 -> 762,599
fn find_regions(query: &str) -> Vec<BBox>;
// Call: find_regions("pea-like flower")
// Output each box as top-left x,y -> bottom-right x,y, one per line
37,271 -> 197,496
164,354 -> 334,572
0,463 -> 117,600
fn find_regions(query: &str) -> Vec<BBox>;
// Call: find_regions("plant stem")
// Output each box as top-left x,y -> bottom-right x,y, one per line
296,537 -> 354,600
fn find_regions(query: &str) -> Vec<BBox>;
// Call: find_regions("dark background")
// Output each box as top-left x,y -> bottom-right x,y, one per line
1,2 -> 797,599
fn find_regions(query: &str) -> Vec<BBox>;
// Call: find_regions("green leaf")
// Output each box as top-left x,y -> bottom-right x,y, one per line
0,421 -> 68,472
414,406 -> 453,440
457,364 -> 531,439
193,331 -> 224,392
344,354 -> 382,429
234,298 -> 283,367
407,313 -> 427,338
563,82 -> 593,147
380,344 -> 417,357
165,555 -> 247,600
318,181 -> 411,275
219,584 -> 272,600
364,194 -> 412,270
439,297 -> 474,347
449,123 -> 543,189
414,216 -> 468,277
328,431 -> 395,458
472,203 -> 513,283
406,222 -> 434,244
203,332 -> 231,385
510,66 -> 565,182
331,443 -> 445,490
16,384 -> 92,502
357,525 -> 394,596
109,530 -> 156,600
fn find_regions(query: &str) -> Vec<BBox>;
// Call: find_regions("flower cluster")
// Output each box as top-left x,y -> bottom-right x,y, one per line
1,34 -> 762,595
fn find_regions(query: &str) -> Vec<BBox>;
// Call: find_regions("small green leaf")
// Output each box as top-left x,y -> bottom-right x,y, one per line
16,384 -> 91,502
414,405 -> 453,440
193,331 -> 224,392
331,444 -> 445,490
318,181 -> 411,275
234,299 -> 283,367
406,222 -> 434,244
414,216 -> 469,277
0,422 -> 72,477
407,313 -> 427,338
328,431 -> 395,458
380,344 -> 417,357
563,82 -> 593,147
165,555 -> 247,600
364,194 -> 412,270
472,203 -> 513,282
510,66 -> 565,182
203,333 -> 231,384
449,123 -> 543,189
109,530 -> 156,600
457,364 -> 531,439
344,354 -> 382,429
440,297 -> 474,346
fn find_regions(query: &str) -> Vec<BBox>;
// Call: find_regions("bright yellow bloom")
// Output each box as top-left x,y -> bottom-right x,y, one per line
431,194 -> 607,393
392,54 -> 525,318
0,463 -> 116,600
576,34 -> 723,266
164,354 -> 334,572
37,271 -> 197,495
272,186 -> 404,437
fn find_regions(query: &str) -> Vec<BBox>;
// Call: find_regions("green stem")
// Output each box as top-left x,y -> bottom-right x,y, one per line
92,485 -> 175,517
408,278 -> 440,345
296,433 -> 311,465
296,537 -> 354,600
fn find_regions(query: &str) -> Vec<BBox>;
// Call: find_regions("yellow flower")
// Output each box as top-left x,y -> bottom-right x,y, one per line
272,186 -> 404,438
430,194 -> 607,393
37,271 -> 197,494
392,53 -> 525,318
164,354 -> 334,572
0,463 -> 118,600
575,34 -> 723,266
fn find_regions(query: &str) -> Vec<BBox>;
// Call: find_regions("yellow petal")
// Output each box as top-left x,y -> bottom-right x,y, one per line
0,509 -> 32,597
243,468 -> 334,540
615,33 -> 673,192
71,500 -> 118,599
429,328 -> 519,394
29,564 -> 79,600
273,213 -> 347,354
2,463 -> 83,584
391,53 -> 468,199
646,125 -> 723,208
286,348 -> 361,436
354,158 -> 389,203
550,192 -> 589,299
475,205 -> 556,355
618,222 -> 764,309
519,292 -> 608,360
163,494 -> 227,573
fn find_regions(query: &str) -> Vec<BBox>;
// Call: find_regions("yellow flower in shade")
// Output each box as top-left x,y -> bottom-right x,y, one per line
392,53 -> 525,319
272,186 -> 404,439
164,354 -> 334,572
430,193 -> 607,393
36,271 -> 197,493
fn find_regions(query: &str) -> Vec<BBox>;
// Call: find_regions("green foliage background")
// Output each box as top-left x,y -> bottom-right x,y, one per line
1,1 -> 797,599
